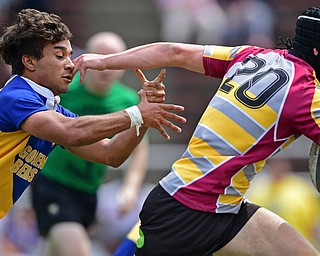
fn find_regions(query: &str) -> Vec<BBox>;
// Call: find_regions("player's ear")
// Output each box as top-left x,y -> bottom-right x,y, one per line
22,55 -> 36,71
313,47 -> 319,56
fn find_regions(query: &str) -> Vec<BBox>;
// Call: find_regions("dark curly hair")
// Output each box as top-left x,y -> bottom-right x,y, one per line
0,9 -> 73,75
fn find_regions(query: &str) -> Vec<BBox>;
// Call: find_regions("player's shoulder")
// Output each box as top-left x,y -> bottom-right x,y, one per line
0,75 -> 37,102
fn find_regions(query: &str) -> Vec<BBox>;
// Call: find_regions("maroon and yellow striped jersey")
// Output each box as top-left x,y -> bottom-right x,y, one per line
160,45 -> 320,213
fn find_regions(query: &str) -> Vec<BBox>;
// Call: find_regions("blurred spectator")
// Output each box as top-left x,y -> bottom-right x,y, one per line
0,1 -> 13,87
248,158 -> 320,250
6,0 -> 87,48
0,189 -> 39,256
94,180 -> 154,254
222,0 -> 275,48
9,0 -> 52,12
0,60 -> 11,88
0,0 -> 11,32
154,0 -> 228,44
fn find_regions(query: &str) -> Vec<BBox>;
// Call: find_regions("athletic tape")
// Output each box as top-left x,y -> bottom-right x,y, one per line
125,105 -> 144,136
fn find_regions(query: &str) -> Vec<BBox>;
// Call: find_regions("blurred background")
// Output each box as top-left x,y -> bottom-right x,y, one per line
1,0 -> 320,255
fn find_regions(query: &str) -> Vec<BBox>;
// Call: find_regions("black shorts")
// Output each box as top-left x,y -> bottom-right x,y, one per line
135,184 -> 260,256
31,175 -> 97,236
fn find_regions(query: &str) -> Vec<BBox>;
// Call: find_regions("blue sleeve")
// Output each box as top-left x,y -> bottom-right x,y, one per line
0,88 -> 48,131
56,105 -> 78,118
0,88 -> 77,132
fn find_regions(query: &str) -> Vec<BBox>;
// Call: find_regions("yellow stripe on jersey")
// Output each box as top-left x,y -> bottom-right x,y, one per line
0,169 -> 13,218
189,136 -> 221,157
219,194 -> 244,205
0,130 -> 31,218
174,158 -> 203,183
188,136 -> 231,166
199,107 -> 256,153
203,45 -> 250,61
280,135 -> 296,151
231,170 -> 250,195
311,75 -> 320,127
218,160 -> 266,205
217,79 -> 278,129
254,159 -> 266,174
0,130 -> 31,169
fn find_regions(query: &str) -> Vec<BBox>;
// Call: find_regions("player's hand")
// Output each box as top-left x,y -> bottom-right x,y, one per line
72,53 -> 108,83
116,186 -> 138,218
137,90 -> 186,140
134,69 -> 166,103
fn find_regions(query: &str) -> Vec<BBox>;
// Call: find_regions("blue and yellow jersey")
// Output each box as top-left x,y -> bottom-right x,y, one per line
0,75 -> 76,218
160,45 -> 320,213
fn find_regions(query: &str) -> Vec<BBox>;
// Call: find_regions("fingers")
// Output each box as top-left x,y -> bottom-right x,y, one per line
156,125 -> 171,140
134,68 -> 166,103
138,89 -> 148,103
144,90 -> 165,103
153,105 -> 186,139
160,119 -> 183,133
144,82 -> 165,91
160,104 -> 185,113
163,111 -> 186,124
143,81 -> 166,103
154,68 -> 166,83
134,69 -> 148,85
134,68 -> 166,84
72,56 -> 87,84
153,116 -> 185,140
135,69 -> 166,90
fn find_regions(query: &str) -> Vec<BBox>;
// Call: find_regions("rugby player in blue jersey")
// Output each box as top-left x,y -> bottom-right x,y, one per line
0,8 -> 185,222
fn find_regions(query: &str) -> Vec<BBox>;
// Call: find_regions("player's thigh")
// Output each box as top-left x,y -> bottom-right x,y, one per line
215,207 -> 320,256
46,222 -> 91,256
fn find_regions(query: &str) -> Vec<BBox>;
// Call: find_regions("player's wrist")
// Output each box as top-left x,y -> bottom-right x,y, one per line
125,105 -> 144,136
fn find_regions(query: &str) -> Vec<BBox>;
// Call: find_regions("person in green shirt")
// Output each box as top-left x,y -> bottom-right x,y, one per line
31,31 -> 150,256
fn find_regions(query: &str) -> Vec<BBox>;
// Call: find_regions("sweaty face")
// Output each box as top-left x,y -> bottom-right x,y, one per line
31,40 -> 74,95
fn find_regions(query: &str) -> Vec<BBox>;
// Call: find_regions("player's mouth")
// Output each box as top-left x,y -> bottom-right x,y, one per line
62,74 -> 73,83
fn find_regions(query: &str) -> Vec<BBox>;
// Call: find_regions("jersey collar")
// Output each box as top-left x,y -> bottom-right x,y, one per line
20,76 -> 60,110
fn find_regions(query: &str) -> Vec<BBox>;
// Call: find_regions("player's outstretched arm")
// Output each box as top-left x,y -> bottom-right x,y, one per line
21,89 -> 185,149
72,42 -> 205,83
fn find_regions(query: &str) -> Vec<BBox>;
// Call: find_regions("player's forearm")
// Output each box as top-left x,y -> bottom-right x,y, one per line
103,42 -> 204,73
66,127 -> 147,167
104,42 -> 177,70
59,110 -> 131,147
103,127 -> 148,167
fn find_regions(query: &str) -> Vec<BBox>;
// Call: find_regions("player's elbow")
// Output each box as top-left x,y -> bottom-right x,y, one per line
166,43 -> 194,67
104,155 -> 124,168
108,160 -> 122,168
166,43 -> 184,64
58,131 -> 90,147
60,136 -> 83,147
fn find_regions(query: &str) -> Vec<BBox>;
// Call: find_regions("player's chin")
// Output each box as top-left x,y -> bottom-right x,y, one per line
59,84 -> 69,94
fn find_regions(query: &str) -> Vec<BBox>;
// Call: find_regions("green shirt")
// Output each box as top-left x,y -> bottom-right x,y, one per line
41,73 -> 140,194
